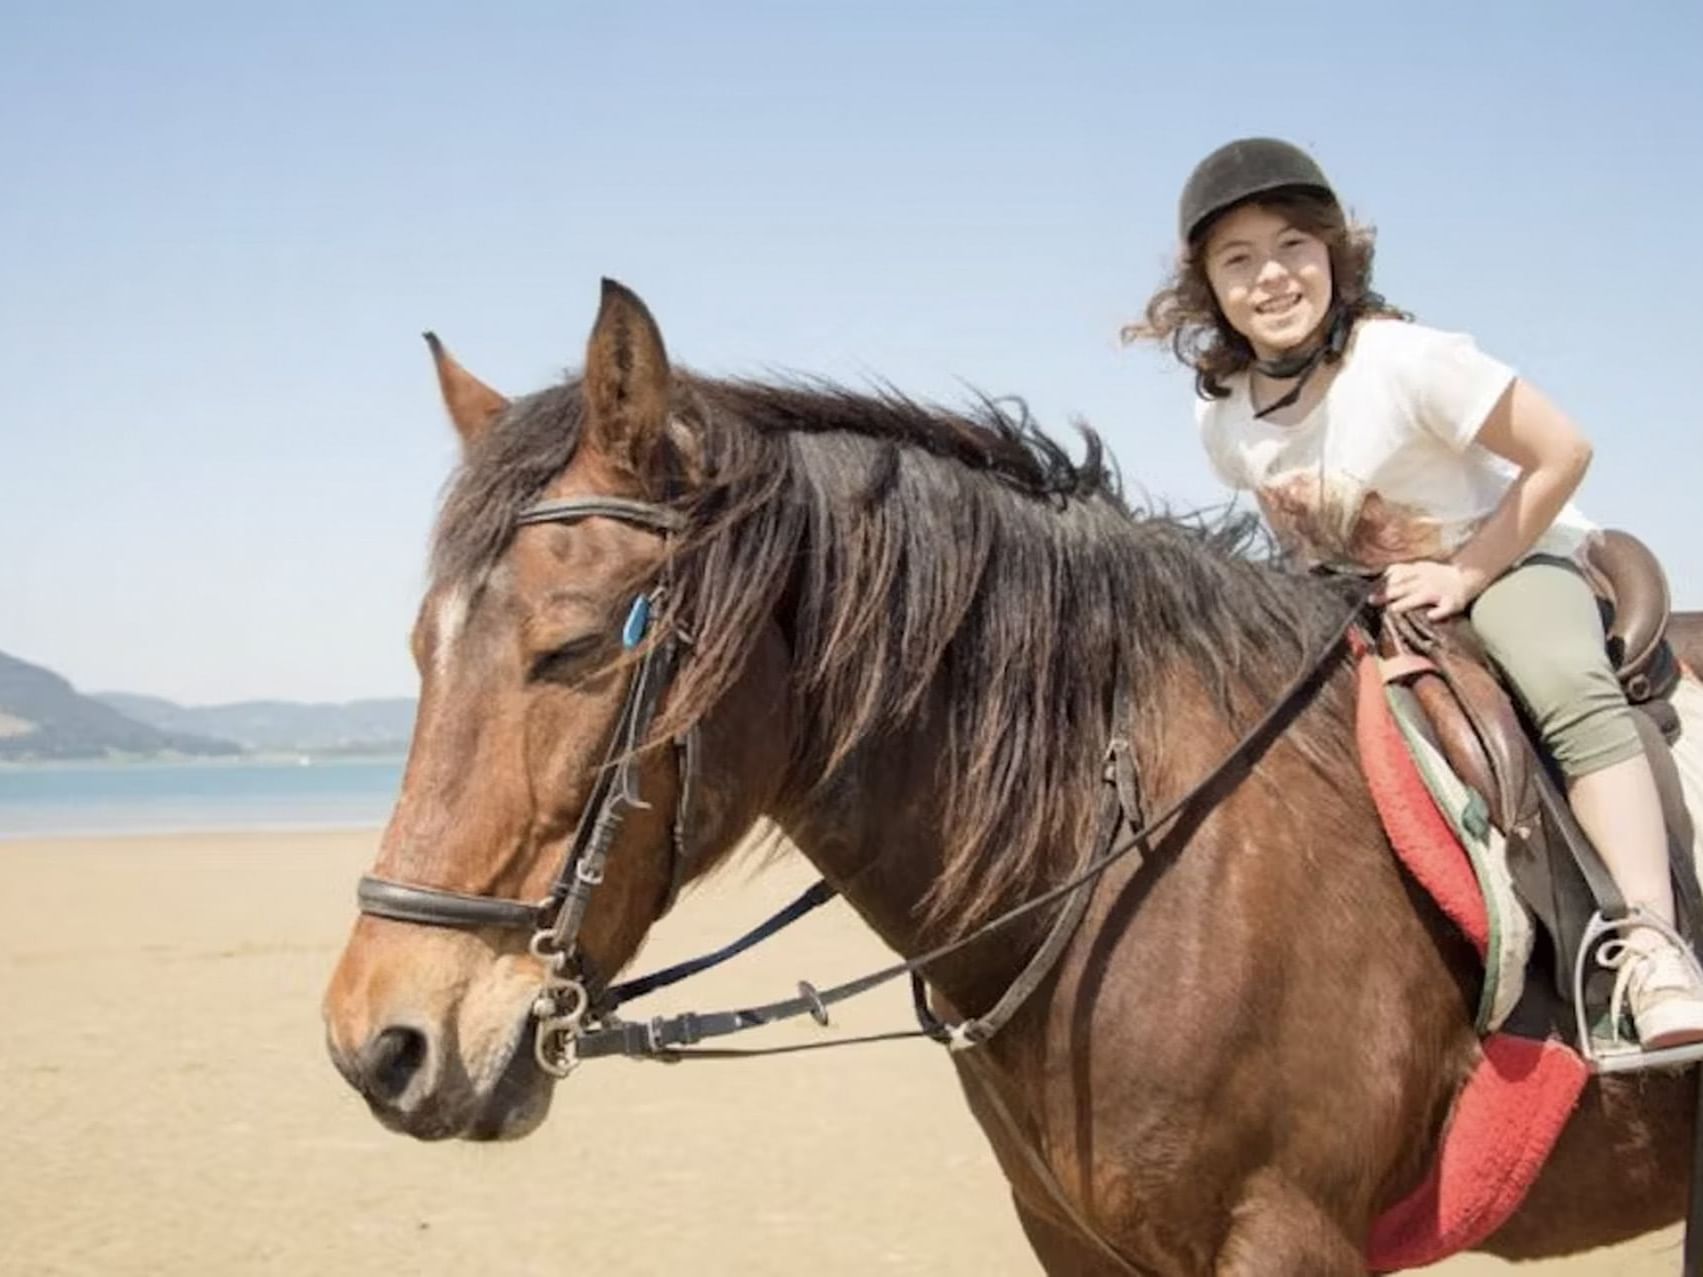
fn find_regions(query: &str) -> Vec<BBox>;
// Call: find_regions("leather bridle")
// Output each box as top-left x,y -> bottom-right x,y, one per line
355,494 -> 695,1075
353,487 -> 1371,1082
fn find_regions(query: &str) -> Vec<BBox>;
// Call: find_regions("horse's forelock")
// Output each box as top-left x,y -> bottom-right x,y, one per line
430,382 -> 589,592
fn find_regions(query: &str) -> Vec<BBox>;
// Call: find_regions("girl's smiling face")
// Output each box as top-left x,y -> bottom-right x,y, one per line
1201,202 -> 1334,361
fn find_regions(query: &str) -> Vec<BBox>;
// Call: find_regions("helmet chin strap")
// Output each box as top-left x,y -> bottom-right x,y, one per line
1251,303 -> 1351,420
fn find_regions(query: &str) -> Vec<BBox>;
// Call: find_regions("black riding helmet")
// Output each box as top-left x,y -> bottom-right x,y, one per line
1178,138 -> 1349,412
1179,137 -> 1337,246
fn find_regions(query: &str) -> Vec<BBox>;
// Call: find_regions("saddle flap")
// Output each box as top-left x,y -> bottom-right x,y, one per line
1376,611 -> 1533,836
1375,608 -> 1620,1002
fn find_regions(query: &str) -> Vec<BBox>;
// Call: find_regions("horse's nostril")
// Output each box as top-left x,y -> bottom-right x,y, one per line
364,1025 -> 429,1104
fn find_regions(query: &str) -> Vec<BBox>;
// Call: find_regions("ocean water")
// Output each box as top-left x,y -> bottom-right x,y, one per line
0,758 -> 406,839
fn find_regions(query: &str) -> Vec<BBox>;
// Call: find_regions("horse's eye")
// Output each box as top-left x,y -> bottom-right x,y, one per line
529,635 -> 603,682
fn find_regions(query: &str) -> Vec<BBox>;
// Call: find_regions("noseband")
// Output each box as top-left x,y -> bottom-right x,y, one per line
355,494 -> 694,1074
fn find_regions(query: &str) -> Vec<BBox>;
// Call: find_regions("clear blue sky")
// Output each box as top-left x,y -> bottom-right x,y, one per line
3,2 -> 1698,704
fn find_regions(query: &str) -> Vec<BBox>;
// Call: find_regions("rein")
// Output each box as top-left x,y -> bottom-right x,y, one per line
577,578 -> 1367,1066
357,492 -> 1372,1076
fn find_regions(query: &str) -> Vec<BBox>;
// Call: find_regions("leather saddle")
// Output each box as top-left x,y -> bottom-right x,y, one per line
1371,531 -> 1700,1021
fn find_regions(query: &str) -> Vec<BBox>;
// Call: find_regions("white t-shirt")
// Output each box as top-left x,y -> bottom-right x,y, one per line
1196,319 -> 1596,572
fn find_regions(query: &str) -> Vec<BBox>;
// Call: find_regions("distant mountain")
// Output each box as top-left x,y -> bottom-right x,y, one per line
0,652 -> 242,761
96,693 -> 415,755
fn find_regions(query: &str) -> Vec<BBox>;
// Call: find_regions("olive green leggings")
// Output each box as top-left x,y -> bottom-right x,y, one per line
1468,555 -> 1644,780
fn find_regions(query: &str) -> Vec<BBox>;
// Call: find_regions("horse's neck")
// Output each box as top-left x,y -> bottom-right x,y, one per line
776,736 -> 943,947
771,718 -> 1037,1018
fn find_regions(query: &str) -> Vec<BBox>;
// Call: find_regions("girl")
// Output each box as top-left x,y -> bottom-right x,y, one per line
1129,136 -> 1703,1051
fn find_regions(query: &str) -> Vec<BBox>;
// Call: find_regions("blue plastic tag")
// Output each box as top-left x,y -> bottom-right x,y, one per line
622,596 -> 652,649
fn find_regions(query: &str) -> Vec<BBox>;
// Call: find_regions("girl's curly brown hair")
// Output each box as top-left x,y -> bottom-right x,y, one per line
1124,192 -> 1410,400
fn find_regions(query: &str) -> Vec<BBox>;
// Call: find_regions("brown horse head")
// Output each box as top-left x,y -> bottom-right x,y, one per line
322,281 -> 792,1139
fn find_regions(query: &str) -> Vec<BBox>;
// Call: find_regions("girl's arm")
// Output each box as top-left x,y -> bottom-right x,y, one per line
1382,378 -> 1593,617
1452,378 -> 1594,583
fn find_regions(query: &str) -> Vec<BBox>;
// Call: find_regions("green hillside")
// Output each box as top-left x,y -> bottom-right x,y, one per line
0,651 -> 242,761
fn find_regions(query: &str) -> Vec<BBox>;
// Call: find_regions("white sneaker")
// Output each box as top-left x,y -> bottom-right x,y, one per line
1600,935 -> 1703,1050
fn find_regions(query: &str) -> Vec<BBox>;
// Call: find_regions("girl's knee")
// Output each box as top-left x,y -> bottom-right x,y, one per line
1505,663 -> 1640,777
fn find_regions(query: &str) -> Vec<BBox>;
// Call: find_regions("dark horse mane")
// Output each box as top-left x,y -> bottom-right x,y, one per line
433,372 -> 1360,932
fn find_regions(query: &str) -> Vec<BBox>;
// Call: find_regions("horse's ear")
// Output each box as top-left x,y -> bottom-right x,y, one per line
583,278 -> 674,479
423,333 -> 509,449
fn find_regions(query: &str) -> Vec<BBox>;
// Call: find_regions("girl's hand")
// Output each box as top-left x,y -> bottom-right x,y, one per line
1378,560 -> 1488,620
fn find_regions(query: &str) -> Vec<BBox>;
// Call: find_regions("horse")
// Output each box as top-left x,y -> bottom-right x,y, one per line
323,279 -> 1703,1274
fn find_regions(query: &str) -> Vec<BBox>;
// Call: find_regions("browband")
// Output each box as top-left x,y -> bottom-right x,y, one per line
515,498 -> 686,533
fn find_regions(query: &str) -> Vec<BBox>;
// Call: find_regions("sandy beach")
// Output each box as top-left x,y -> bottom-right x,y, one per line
0,829 -> 1682,1275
